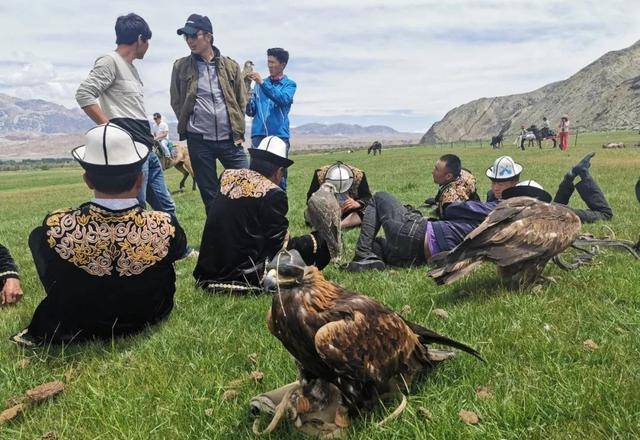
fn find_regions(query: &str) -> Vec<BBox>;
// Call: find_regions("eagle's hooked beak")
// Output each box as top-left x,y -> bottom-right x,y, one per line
263,269 -> 279,292
263,268 -> 300,292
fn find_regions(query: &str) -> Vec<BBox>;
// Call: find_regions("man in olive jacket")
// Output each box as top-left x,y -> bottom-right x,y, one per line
170,14 -> 248,210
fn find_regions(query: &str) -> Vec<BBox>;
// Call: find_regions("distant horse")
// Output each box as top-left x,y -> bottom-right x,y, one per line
532,125 -> 557,149
516,130 -> 537,150
153,142 -> 197,192
368,141 -> 382,155
490,134 -> 503,149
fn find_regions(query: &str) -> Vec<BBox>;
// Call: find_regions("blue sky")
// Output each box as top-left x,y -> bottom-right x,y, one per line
0,0 -> 639,132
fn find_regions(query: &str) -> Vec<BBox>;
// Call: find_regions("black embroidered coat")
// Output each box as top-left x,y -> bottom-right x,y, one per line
0,244 -> 19,286
194,169 -> 288,287
23,202 -> 186,344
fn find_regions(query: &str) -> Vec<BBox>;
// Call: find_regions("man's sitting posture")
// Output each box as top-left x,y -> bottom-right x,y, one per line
553,152 -> 612,223
426,154 -> 479,217
194,136 -> 331,292
305,162 -> 372,229
11,124 -> 186,347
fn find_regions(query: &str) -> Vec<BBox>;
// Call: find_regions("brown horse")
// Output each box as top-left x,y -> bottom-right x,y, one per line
154,142 -> 196,192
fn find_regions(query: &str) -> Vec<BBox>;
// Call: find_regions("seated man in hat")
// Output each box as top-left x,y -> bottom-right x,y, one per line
305,162 -> 372,229
1,244 -> 23,306
425,154 -> 479,218
345,155 -> 551,272
194,136 -> 332,292
11,124 -> 186,347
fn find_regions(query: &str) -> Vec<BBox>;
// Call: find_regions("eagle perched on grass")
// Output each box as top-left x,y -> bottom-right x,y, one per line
428,196 -> 581,286
263,250 -> 481,414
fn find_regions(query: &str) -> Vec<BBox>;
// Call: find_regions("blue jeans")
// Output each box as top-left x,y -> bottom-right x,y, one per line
138,153 -> 176,215
354,192 -> 427,266
251,136 -> 290,191
187,134 -> 249,211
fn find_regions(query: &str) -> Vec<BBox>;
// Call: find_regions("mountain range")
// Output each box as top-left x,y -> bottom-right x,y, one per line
0,93 -> 92,134
292,123 -> 399,136
421,40 -> 640,143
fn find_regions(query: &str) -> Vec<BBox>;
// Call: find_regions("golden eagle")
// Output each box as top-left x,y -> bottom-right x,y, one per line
428,196 -> 581,286
263,250 -> 481,414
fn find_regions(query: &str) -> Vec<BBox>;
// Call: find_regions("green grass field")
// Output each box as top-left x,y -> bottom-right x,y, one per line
1,131 -> 640,439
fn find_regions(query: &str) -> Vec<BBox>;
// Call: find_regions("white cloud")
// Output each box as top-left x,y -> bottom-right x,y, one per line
0,0 -> 638,131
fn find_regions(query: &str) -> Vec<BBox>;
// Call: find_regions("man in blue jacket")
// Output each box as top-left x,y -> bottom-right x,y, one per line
246,48 -> 296,190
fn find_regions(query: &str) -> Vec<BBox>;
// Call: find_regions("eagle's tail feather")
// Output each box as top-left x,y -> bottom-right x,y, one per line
428,259 -> 483,285
407,320 -> 484,362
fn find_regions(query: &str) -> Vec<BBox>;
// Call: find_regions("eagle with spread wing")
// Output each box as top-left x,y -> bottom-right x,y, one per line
264,250 -> 481,414
428,196 -> 581,286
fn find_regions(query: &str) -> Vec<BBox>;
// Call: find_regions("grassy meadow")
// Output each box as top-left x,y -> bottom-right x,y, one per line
1,131 -> 640,439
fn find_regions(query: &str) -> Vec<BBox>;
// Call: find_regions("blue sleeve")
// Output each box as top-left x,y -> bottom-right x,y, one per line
442,201 -> 498,222
259,79 -> 296,107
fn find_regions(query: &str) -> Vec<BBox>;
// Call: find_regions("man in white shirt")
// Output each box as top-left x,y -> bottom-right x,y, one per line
152,113 -> 173,158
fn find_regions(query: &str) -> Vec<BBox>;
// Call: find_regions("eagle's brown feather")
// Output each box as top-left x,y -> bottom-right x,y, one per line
429,197 -> 581,285
266,259 -> 480,413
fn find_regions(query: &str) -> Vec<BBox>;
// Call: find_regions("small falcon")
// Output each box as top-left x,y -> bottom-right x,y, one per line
429,196 -> 581,286
264,250 -> 481,414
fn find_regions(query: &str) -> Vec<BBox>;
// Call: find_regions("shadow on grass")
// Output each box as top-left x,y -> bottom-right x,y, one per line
433,275 -> 513,307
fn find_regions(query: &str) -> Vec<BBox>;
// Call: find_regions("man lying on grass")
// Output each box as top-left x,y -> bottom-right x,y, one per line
11,124 -> 186,347
425,154 -> 479,218
345,153 -> 613,272
345,156 -> 550,272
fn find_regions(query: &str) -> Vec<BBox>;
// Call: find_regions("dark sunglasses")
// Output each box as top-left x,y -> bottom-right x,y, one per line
183,32 -> 202,41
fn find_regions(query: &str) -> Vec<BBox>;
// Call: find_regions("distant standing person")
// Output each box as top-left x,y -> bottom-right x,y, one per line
152,113 -> 173,158
76,14 -> 175,217
170,14 -> 248,211
559,115 -> 570,151
246,48 -> 296,190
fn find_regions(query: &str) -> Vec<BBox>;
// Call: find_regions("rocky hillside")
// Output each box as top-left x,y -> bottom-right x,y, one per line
0,93 -> 92,134
421,40 -> 640,143
292,123 -> 398,136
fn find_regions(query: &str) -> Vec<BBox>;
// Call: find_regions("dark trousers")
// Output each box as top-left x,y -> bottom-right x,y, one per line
251,135 -> 290,191
187,134 -> 249,211
354,192 -> 426,266
553,172 -> 612,223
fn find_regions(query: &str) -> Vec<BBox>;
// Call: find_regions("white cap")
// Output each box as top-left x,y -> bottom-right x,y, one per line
248,136 -> 293,168
486,155 -> 523,181
502,179 -> 551,202
71,123 -> 148,174
516,180 -> 543,189
325,162 -> 354,193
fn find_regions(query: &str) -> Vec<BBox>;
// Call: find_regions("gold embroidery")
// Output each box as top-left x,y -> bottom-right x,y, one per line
438,169 -> 478,215
45,205 -> 176,277
220,169 -> 278,199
